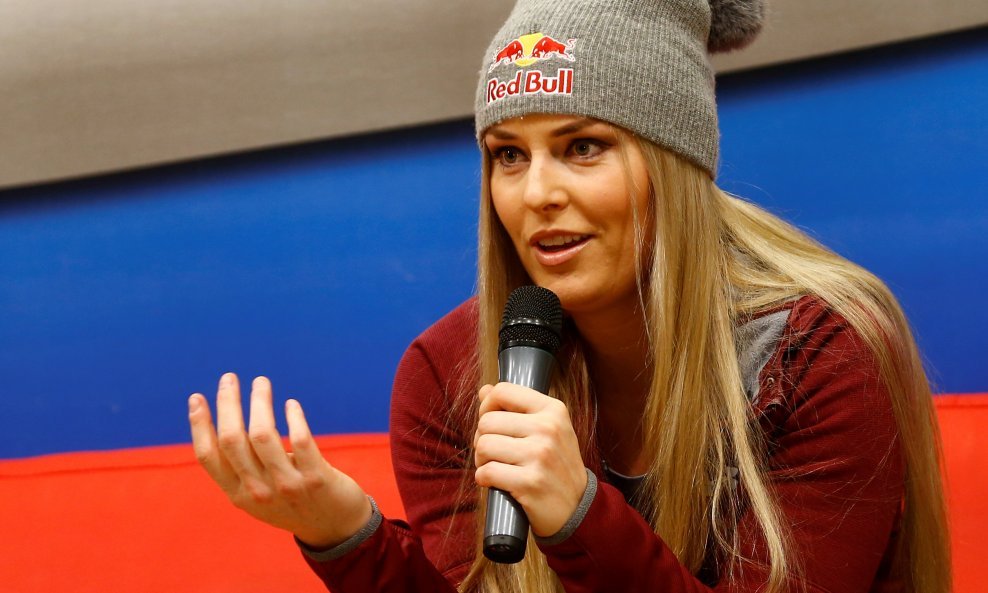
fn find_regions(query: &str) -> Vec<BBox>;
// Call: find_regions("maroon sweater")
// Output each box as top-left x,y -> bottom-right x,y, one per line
302,295 -> 905,592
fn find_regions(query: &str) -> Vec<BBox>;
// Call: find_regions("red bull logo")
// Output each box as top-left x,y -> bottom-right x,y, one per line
491,40 -> 525,71
488,33 -> 577,72
486,33 -> 577,105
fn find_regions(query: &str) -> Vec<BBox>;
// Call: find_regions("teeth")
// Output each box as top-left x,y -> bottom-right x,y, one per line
538,234 -> 589,248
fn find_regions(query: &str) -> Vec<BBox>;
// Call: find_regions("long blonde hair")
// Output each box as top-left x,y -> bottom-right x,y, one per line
453,134 -> 950,593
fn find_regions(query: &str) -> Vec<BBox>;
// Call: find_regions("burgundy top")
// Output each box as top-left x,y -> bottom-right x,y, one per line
302,295 -> 905,592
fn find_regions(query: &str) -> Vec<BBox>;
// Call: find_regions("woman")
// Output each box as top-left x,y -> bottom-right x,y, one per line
188,1 -> 951,591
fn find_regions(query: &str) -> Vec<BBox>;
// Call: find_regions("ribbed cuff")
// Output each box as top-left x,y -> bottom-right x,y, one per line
295,496 -> 382,562
534,468 -> 597,547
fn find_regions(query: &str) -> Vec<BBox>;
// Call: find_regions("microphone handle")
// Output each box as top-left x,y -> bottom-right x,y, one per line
483,345 -> 556,564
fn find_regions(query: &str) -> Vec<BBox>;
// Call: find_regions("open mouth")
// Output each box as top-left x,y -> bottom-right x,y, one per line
536,234 -> 592,253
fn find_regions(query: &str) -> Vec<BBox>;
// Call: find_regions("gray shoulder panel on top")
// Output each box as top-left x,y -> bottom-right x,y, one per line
736,309 -> 791,404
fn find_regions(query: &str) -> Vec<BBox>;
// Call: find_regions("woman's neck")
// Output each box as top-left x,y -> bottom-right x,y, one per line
573,304 -> 651,400
572,304 -> 652,474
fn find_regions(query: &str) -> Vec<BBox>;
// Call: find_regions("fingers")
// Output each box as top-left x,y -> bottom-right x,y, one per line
247,377 -> 296,479
188,392 -> 240,492
474,383 -> 571,474
478,382 -> 561,416
285,399 -> 326,473
474,460 -> 539,495
476,383 -> 569,447
476,410 -> 533,440
215,373 -> 265,481
216,373 -> 246,433
474,432 -> 529,467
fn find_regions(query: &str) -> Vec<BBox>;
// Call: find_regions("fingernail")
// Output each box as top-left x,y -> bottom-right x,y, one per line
188,395 -> 200,413
220,373 -> 232,387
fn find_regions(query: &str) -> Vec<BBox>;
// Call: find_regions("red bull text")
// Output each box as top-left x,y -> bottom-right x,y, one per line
486,68 -> 574,105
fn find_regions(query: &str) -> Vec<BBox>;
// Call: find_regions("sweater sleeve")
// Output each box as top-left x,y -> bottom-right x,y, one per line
388,336 -> 480,585
300,515 -> 459,592
538,298 -> 905,593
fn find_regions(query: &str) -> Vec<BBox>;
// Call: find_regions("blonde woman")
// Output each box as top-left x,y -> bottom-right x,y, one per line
188,1 -> 950,591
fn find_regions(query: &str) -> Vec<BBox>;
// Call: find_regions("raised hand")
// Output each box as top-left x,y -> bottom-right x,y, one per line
473,382 -> 588,538
188,373 -> 371,549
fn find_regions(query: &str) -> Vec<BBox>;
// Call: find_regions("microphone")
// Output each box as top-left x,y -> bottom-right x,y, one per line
483,285 -> 563,564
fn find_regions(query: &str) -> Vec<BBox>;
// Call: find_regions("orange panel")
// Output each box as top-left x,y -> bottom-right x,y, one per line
0,434 -> 402,593
0,397 -> 985,591
934,394 -> 988,593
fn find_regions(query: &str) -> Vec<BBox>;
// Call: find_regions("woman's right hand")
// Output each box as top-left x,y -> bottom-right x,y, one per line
188,373 -> 372,549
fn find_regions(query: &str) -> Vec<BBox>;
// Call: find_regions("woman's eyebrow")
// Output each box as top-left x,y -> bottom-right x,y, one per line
485,128 -> 517,141
484,118 -> 603,142
549,118 -> 599,137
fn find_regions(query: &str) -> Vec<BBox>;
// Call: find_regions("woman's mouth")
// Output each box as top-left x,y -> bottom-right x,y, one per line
532,233 -> 593,266
536,234 -> 592,252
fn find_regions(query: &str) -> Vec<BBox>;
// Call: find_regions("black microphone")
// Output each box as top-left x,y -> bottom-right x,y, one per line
483,285 -> 563,564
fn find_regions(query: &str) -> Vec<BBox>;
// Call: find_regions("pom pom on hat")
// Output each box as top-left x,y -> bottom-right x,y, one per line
707,0 -> 766,53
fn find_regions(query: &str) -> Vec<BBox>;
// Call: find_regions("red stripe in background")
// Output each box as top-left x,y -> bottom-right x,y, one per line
0,433 -> 403,593
0,397 -> 985,592
933,394 -> 988,593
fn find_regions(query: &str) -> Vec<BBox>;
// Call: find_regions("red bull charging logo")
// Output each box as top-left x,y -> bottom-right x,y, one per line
486,33 -> 577,105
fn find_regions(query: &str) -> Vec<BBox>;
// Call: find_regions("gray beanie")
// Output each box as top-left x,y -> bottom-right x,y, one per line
474,0 -> 765,178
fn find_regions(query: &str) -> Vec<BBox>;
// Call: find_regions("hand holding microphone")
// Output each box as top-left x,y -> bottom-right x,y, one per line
476,286 -> 587,563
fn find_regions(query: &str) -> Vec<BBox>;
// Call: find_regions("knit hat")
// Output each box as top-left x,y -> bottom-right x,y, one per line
474,0 -> 765,178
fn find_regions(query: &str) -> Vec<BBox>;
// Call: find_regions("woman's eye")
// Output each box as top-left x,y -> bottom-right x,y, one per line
570,140 -> 604,158
495,147 -> 523,166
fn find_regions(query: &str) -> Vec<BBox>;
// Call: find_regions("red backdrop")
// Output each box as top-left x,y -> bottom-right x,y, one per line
1,396 -> 984,592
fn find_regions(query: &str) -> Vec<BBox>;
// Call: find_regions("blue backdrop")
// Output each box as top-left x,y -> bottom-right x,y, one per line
2,28 -> 986,458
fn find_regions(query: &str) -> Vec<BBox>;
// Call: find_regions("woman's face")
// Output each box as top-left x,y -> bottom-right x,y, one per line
484,114 -> 652,316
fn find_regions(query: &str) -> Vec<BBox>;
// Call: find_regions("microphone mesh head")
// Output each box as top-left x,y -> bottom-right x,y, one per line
499,286 -> 563,353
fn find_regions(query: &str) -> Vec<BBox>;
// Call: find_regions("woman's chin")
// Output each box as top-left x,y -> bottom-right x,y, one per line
536,282 -> 637,319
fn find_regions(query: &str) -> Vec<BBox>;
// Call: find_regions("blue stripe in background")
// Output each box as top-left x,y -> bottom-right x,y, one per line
2,28 -> 986,458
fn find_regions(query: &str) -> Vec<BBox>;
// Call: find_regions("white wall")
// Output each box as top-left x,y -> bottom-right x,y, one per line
2,0 -> 985,188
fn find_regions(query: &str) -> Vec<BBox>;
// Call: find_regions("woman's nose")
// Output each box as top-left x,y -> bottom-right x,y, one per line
521,156 -> 569,212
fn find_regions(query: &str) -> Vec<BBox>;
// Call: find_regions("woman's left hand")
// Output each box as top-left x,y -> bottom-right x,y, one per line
473,382 -> 588,538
